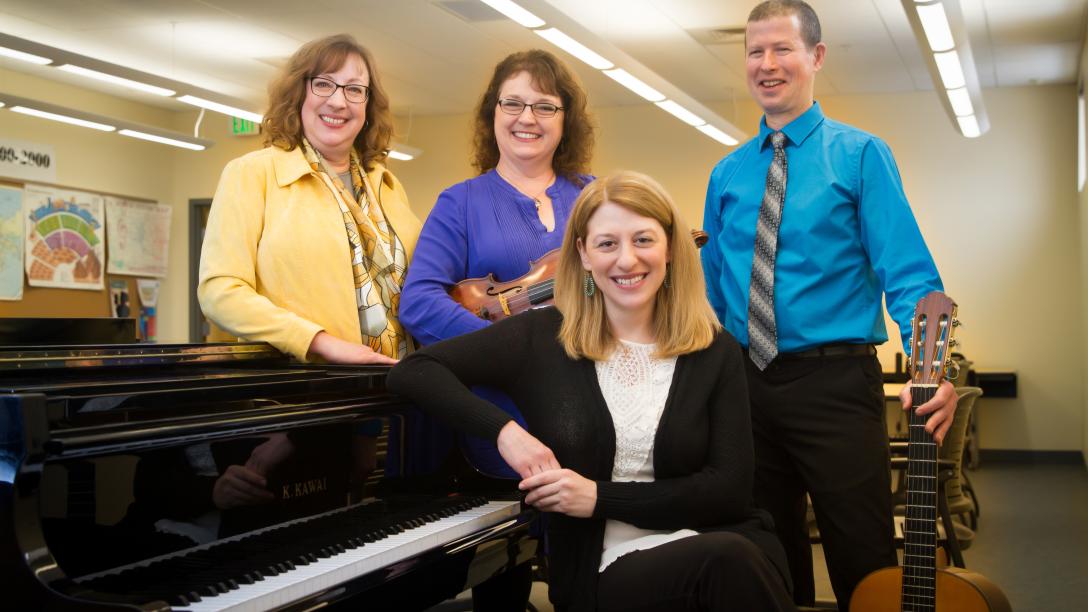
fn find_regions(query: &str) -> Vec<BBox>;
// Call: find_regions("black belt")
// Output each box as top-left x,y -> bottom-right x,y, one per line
773,343 -> 877,361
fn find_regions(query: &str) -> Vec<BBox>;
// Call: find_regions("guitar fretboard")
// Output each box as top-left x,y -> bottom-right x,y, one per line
901,384 -> 938,611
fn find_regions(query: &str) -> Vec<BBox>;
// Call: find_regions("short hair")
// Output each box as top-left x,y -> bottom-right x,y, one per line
555,171 -> 721,361
748,0 -> 822,50
263,34 -> 394,170
472,49 -> 594,185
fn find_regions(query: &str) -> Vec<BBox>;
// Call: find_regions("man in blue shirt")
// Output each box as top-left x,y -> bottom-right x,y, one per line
701,0 -> 959,608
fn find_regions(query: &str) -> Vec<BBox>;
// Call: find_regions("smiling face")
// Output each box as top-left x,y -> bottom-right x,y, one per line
745,13 -> 826,129
577,201 -> 670,329
300,53 -> 369,166
493,70 -> 564,171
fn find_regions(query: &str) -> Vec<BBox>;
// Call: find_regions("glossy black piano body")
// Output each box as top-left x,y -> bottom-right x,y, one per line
0,342 -> 535,611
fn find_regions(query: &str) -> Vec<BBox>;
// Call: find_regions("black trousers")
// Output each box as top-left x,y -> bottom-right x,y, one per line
597,532 -> 796,611
745,353 -> 896,609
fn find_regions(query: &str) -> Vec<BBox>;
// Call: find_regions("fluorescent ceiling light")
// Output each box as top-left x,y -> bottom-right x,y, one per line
388,144 -> 421,161
654,100 -> 704,127
58,64 -> 175,97
177,95 -> 262,123
956,114 -> 980,138
915,3 -> 955,52
932,50 -> 966,89
0,45 -> 52,65
119,129 -> 205,151
534,28 -> 613,70
946,87 -> 973,117
603,69 -> 665,102
11,105 -> 115,131
478,0 -> 545,28
696,124 -> 739,146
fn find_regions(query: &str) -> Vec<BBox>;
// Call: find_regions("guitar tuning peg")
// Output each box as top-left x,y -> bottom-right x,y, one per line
952,318 -> 962,328
948,339 -> 959,347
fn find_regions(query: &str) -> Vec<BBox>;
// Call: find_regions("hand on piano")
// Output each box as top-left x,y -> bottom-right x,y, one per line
496,420 -> 560,479
212,464 -> 276,510
520,468 -> 597,518
306,331 -> 398,365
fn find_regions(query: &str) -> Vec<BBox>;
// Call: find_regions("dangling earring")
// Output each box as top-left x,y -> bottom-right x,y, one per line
663,264 -> 671,289
583,271 -> 596,297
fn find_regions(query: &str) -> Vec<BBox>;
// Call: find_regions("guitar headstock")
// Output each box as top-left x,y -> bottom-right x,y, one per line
908,291 -> 960,386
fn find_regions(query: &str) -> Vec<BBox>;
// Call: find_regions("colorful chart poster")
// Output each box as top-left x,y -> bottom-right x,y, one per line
0,186 -> 24,301
105,197 -> 171,278
24,184 -> 105,290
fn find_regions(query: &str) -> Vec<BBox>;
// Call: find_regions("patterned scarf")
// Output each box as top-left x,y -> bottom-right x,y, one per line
301,139 -> 409,358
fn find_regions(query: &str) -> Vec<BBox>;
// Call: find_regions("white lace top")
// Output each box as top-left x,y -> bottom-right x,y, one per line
596,340 -> 697,572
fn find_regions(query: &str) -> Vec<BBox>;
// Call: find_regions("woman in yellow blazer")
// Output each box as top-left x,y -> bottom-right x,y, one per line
199,34 -> 421,364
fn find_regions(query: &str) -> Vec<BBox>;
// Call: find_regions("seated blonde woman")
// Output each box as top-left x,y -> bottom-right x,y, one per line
388,171 -> 795,612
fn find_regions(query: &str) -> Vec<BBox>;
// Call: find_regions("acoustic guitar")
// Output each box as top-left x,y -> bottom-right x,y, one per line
850,291 -> 1011,612
450,229 -> 708,322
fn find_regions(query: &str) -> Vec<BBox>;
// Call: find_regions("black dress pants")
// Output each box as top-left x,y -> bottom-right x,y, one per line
745,353 -> 896,610
597,532 -> 795,611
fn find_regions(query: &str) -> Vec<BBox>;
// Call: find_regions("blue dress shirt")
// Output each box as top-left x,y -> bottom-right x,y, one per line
702,102 -> 942,353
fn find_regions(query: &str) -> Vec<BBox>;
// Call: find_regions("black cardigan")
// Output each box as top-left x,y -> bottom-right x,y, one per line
387,308 -> 788,611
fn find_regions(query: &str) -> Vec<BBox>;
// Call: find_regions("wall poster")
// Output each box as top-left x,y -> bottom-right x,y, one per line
105,197 -> 171,278
24,184 -> 105,290
0,186 -> 24,301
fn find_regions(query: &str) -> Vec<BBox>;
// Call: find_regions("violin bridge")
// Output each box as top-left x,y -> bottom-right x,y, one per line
498,293 -> 511,316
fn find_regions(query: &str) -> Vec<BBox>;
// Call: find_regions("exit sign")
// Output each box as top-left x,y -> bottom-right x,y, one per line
231,117 -> 261,136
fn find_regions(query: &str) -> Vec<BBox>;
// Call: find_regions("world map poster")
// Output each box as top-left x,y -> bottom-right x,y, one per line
0,186 -> 24,300
24,184 -> 105,290
105,197 -> 171,277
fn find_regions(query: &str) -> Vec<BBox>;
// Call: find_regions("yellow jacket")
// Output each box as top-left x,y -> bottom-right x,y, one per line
198,146 -> 421,360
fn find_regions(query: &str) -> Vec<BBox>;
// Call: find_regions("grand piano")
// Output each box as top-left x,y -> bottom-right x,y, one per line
1,334 -> 536,611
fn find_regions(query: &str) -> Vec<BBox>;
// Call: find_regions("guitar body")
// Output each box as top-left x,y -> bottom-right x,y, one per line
851,566 -> 1012,612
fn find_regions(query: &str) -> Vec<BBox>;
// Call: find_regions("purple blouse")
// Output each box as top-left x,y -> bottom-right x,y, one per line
400,169 -> 590,345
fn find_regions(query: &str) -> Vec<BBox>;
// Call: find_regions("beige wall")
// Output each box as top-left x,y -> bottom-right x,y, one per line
1,63 -> 1082,452
1079,33 -> 1088,465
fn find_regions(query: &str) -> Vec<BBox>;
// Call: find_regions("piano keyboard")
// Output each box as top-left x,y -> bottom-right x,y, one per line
77,496 -> 520,611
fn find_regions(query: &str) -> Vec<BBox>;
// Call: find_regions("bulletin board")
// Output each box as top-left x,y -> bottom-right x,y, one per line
0,178 -> 160,334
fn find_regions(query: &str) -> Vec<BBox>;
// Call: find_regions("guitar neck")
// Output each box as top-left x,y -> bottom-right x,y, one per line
901,383 -> 939,611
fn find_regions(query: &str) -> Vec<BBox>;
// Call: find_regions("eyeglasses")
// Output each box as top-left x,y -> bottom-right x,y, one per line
496,98 -> 564,118
309,76 -> 369,103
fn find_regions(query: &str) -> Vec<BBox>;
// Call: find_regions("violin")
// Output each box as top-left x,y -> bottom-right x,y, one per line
449,229 -> 709,322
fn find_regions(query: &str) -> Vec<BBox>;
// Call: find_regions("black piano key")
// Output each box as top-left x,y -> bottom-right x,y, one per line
79,494 -> 499,608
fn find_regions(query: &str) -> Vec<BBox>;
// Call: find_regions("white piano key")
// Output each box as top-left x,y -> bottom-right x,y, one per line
180,500 -> 519,612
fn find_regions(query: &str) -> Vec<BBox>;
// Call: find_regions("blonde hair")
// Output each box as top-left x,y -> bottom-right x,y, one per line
555,171 -> 720,360
262,34 -> 394,170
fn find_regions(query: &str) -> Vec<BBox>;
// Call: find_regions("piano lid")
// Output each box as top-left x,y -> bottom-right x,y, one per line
0,316 -> 138,345
0,341 -> 285,372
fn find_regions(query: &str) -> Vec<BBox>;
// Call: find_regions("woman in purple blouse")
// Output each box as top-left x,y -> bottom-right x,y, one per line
401,50 -> 595,457
401,49 -> 594,344
399,47 -> 595,611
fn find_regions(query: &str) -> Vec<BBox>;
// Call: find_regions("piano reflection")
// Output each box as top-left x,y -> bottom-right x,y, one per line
0,340 -> 535,611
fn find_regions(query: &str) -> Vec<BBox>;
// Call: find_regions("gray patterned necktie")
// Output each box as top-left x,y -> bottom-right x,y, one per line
748,131 -> 787,370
